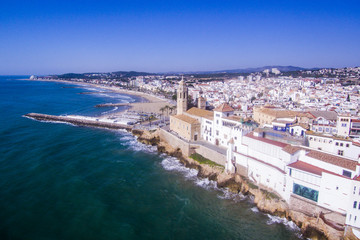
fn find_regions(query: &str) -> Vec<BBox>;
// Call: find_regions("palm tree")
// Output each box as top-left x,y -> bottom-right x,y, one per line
164,105 -> 170,116
170,105 -> 176,115
159,107 -> 166,122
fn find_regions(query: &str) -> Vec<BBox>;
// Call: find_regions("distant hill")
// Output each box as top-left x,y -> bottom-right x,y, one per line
178,66 -> 308,75
111,71 -> 153,77
56,66 -> 315,79
57,71 -> 153,79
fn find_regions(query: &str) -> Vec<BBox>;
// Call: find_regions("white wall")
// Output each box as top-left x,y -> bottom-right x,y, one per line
318,173 -> 352,214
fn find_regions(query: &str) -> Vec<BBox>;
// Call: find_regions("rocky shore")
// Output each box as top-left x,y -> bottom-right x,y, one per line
133,128 -> 354,240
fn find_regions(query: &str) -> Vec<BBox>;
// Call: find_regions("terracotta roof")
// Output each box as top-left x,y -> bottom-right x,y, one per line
306,150 -> 357,171
245,132 -> 288,148
353,175 -> 360,181
282,145 -> 305,154
172,114 -> 199,124
186,107 -> 213,118
214,103 -> 234,112
308,111 -> 338,121
256,108 -> 296,118
288,161 -> 323,176
289,160 -> 354,179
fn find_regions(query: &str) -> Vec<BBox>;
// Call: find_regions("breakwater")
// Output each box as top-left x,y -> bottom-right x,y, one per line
24,113 -> 133,131
95,103 -> 130,108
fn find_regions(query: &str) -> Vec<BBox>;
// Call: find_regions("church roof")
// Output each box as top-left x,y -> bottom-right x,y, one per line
214,103 -> 234,112
172,114 -> 199,124
186,107 -> 213,118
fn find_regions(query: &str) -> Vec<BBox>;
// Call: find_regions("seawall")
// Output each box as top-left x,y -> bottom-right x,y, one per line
24,113 -> 133,131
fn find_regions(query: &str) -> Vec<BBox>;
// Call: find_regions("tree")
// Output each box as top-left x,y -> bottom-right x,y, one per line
159,107 -> 166,122
164,105 -> 170,116
250,96 -> 256,103
170,106 -> 176,115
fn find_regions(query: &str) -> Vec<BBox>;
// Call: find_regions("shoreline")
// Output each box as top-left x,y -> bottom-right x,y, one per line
26,78 -> 172,112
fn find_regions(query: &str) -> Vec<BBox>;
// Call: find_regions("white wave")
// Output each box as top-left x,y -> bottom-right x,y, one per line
195,178 -> 217,190
251,207 -> 259,213
266,214 -> 301,232
217,188 -> 246,202
24,116 -> 77,127
117,133 -> 158,153
101,107 -> 119,115
160,157 -> 246,202
161,157 -> 198,180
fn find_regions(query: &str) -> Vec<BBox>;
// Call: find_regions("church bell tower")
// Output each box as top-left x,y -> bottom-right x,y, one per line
177,77 -> 188,115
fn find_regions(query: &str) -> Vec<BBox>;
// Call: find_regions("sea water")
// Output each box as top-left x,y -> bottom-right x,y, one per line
0,76 -> 303,239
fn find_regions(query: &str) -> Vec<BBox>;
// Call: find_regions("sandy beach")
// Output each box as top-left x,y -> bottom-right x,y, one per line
28,79 -> 175,114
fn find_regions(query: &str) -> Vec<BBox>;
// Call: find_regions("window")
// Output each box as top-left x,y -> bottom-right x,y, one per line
293,183 -> 318,202
354,201 -> 358,209
340,143 -> 343,147
342,123 -> 347,127
235,146 -> 237,152
336,142 -> 339,146
338,150 -> 344,156
289,169 -> 292,176
346,144 -> 350,148
354,186 -> 357,194
343,170 -> 352,178
216,130 -> 219,136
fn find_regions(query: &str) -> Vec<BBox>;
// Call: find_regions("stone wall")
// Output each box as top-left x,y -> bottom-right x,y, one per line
191,144 -> 226,166
159,129 -> 191,156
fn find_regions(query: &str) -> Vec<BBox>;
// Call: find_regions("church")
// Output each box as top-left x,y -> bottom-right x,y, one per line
169,78 -> 247,144
169,78 -> 211,141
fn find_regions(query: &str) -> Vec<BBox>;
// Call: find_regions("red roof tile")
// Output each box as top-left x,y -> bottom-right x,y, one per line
306,150 -> 357,171
288,161 -> 323,176
214,103 -> 234,112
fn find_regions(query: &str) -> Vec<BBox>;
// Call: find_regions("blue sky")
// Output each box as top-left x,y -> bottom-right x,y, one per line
0,0 -> 359,75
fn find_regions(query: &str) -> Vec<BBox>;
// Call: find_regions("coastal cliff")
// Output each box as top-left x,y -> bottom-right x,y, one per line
133,128 -> 349,240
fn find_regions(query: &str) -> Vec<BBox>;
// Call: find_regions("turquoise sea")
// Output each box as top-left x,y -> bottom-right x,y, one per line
0,76 -> 303,240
